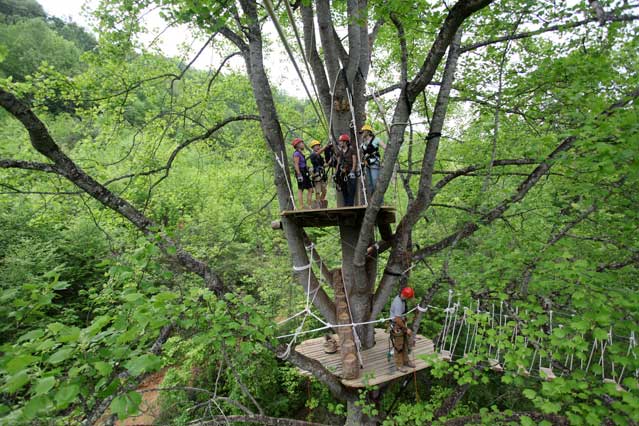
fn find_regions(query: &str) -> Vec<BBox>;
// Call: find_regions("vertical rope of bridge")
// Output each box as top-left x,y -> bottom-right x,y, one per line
341,263 -> 364,368
275,150 -> 297,209
439,290 -> 454,352
608,327 -> 616,382
618,331 -> 636,384
487,303 -> 496,358
470,300 -> 481,355
585,338 -> 598,373
549,311 -> 554,370
451,304 -> 466,356
496,301 -> 504,363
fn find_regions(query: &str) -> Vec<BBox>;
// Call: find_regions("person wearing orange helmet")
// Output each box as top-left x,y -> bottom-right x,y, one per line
389,286 -> 416,372
291,138 -> 313,209
335,133 -> 358,206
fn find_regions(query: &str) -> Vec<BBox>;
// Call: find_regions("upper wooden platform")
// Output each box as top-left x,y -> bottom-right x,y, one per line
295,328 -> 436,388
281,206 -> 396,228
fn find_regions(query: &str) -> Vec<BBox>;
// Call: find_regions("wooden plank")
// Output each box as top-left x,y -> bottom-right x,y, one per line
294,328 -> 437,388
280,206 -> 396,228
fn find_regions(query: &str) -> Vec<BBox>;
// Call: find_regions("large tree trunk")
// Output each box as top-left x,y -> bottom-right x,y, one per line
340,222 -> 376,348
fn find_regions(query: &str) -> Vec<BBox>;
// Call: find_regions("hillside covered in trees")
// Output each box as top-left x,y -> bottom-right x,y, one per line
0,0 -> 638,425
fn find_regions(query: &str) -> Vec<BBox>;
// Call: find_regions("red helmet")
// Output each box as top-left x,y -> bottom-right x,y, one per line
338,133 -> 350,142
401,287 -> 414,299
291,138 -> 303,147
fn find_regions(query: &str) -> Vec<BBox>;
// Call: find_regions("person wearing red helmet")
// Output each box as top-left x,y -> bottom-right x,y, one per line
335,133 -> 358,206
389,286 -> 416,372
291,138 -> 313,209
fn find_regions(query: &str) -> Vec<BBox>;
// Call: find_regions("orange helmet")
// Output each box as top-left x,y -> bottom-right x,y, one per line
401,287 -> 414,299
338,134 -> 350,142
291,138 -> 303,147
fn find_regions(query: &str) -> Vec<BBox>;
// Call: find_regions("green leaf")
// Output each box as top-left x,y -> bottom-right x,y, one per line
124,354 -> 162,376
58,327 -> 81,343
51,280 -> 70,290
110,391 -> 142,420
22,395 -> 51,419
4,370 -> 30,393
47,322 -> 65,334
33,376 -> 56,395
522,389 -> 536,400
48,347 -> 74,365
93,361 -> 112,376
17,329 -> 44,343
5,355 -> 38,374
54,384 -> 80,409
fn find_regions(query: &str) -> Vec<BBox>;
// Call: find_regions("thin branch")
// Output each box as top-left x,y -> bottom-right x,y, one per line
0,159 -> 63,175
460,14 -> 639,53
221,345 -> 264,415
103,114 -> 260,186
0,88 -> 225,294
191,415 -> 330,426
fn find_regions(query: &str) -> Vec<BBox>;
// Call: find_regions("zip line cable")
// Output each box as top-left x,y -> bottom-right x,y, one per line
263,0 -> 328,133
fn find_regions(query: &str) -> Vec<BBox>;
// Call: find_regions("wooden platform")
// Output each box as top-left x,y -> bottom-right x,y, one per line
295,329 -> 436,388
281,206 -> 396,228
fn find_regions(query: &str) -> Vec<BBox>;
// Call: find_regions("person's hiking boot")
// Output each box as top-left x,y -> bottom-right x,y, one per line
405,360 -> 416,368
323,335 -> 338,354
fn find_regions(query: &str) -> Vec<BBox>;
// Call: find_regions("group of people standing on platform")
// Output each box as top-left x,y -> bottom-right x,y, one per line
290,124 -> 387,210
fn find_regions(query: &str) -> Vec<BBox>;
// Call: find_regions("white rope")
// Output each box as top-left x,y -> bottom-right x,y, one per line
340,263 -> 364,368
451,305 -> 466,355
585,338 -> 598,373
275,150 -> 296,209
276,305 -> 424,340
618,331 -> 636,383
488,303 -> 496,358
496,301 -> 504,361
293,263 -> 312,271
439,290 -> 454,352
547,310 -> 553,369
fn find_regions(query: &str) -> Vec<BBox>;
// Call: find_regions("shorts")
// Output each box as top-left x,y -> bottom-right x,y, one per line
297,170 -> 313,190
314,179 -> 327,193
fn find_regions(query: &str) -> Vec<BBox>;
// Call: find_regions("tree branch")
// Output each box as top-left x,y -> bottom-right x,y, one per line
267,343 -> 349,401
0,88 -> 225,293
192,415 -> 330,426
412,135 -> 577,262
443,412 -> 569,426
0,159 -> 63,175
460,14 -> 639,53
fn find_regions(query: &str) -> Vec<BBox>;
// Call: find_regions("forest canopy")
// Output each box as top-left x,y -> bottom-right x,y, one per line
0,0 -> 638,425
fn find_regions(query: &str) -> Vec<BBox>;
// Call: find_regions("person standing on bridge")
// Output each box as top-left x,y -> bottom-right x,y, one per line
389,286 -> 416,372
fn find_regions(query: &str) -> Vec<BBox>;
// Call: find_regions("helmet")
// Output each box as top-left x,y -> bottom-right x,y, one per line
291,138 -> 303,147
400,287 -> 414,299
310,140 -> 321,148
338,133 -> 350,142
360,124 -> 373,133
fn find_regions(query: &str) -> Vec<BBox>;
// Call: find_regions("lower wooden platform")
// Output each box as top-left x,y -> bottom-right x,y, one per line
295,328 -> 436,388
281,206 -> 396,228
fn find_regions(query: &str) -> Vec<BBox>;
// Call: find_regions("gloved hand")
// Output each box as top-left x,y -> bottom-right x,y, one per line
297,175 -> 303,183
348,171 -> 355,179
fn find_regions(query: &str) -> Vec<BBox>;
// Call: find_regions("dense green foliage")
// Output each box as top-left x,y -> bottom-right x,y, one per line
0,0 -> 638,425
